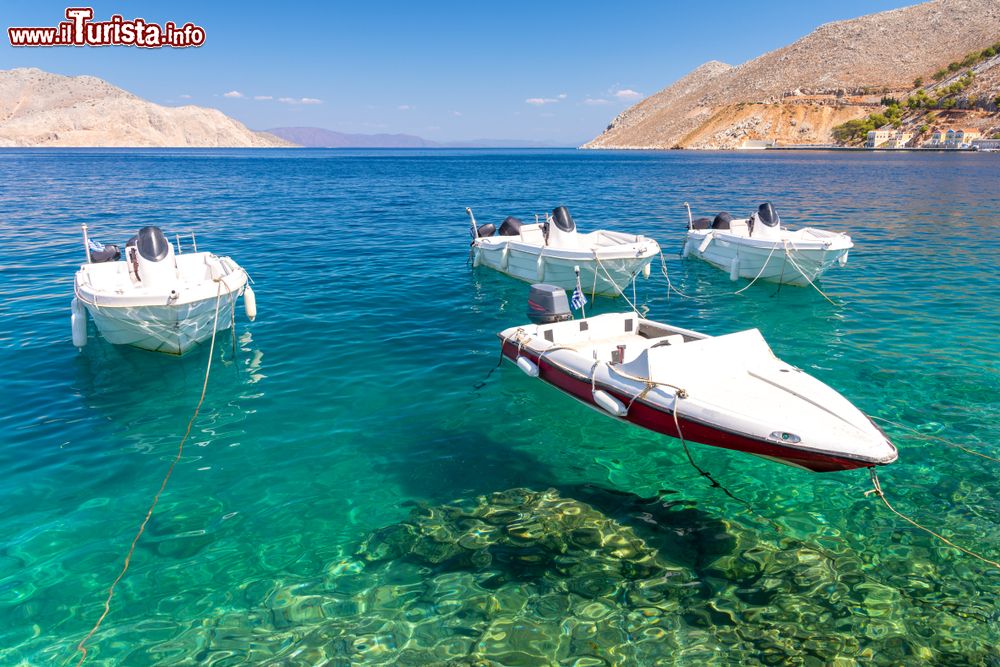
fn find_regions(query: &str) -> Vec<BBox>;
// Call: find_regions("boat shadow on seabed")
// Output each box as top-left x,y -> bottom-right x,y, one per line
367,425 -> 739,572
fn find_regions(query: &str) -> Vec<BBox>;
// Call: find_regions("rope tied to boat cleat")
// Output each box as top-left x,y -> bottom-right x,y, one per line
866,467 -> 999,569
74,277 -> 228,666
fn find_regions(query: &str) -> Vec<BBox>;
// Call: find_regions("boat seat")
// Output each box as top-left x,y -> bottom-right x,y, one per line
520,225 -> 545,244
621,329 -> 771,381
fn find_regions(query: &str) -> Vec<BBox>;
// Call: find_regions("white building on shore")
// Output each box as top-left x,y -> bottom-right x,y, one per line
865,129 -> 912,148
971,138 -> 1000,151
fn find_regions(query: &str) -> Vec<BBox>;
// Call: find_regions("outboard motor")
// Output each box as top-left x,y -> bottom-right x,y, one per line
748,202 -> 780,239
689,217 -> 712,230
527,284 -> 572,324
711,212 -> 733,230
498,216 -> 523,237
126,226 -> 176,287
546,206 -> 579,248
756,202 -> 779,227
475,223 -> 496,238
88,241 -> 121,263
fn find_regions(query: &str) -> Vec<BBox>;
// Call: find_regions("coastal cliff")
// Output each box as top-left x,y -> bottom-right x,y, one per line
583,0 -> 1000,149
0,68 -> 294,148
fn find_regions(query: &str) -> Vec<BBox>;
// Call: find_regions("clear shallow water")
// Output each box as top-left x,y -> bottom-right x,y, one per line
0,148 -> 997,665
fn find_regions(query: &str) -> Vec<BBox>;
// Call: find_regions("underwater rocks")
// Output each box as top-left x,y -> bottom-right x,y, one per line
190,486 -> 993,665
356,488 -> 683,588
196,488 -> 701,665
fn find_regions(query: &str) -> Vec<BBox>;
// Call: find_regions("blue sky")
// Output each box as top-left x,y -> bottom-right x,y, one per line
2,0 -> 918,144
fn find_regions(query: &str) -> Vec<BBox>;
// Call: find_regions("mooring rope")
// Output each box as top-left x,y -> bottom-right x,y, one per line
867,468 -> 999,569
733,243 -> 779,295
668,396 -> 777,526
780,239 -> 840,306
871,416 -> 1000,463
74,279 -> 226,666
658,251 -> 700,300
593,251 -> 644,316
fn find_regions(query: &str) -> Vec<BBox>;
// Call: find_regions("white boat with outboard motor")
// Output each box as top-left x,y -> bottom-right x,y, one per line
497,284 -> 896,473
72,225 -> 257,355
468,206 -> 660,297
682,202 -> 853,286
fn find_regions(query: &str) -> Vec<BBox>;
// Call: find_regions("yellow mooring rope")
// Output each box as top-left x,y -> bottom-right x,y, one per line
867,468 -> 999,569
74,279 -> 227,665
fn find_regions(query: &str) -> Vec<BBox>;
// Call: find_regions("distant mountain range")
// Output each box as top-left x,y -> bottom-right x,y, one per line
0,69 -> 563,149
583,0 -> 1000,149
0,68 -> 292,147
266,126 -> 562,148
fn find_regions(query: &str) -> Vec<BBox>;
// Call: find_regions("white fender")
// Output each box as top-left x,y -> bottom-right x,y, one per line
515,356 -> 539,377
71,297 -> 87,348
729,257 -> 740,281
243,285 -> 257,321
536,253 -> 545,281
697,233 -> 714,254
642,262 -> 651,279
681,239 -> 692,258
593,389 -> 627,417
838,250 -> 849,267
500,245 -> 510,271
472,247 -> 482,268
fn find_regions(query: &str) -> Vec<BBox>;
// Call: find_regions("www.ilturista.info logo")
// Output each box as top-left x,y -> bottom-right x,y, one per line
8,7 -> 205,48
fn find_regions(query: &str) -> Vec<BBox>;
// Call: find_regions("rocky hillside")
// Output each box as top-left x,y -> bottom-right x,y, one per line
0,68 -> 294,148
583,0 -> 1000,149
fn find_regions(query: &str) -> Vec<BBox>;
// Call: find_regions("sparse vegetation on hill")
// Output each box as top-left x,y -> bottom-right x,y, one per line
584,0 -> 1000,150
832,66 -> 994,146
932,41 -> 1000,80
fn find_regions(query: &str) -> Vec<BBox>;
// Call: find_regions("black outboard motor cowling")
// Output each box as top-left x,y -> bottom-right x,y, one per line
527,284 -> 572,324
690,217 -> 712,230
135,226 -> 170,262
89,244 -> 121,263
550,206 -> 576,233
475,223 -> 496,238
756,202 -> 779,227
712,212 -> 733,230
499,216 -> 524,236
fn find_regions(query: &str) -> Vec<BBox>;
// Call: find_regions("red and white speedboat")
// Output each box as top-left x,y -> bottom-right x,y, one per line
497,294 -> 896,472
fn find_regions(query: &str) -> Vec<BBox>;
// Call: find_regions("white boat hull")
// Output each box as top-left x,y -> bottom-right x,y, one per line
473,229 -> 659,297
684,227 -> 852,287
498,313 -> 896,472
74,249 -> 250,355
81,292 -> 241,355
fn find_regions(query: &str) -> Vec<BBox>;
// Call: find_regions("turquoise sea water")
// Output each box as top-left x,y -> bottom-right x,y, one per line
0,148 -> 997,665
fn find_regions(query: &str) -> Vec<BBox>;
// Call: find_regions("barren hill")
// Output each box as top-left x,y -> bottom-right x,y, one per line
583,0 -> 1000,149
0,68 -> 294,148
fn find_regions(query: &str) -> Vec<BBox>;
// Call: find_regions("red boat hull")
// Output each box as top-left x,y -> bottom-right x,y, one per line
501,340 -> 873,473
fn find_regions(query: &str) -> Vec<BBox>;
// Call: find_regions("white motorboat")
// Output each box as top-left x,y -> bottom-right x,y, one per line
497,285 -> 896,473
72,225 -> 257,355
468,206 -> 660,297
682,202 -> 853,286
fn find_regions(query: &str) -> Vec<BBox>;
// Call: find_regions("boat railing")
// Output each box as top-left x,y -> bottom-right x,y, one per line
78,224 -> 200,263
174,232 -> 199,254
